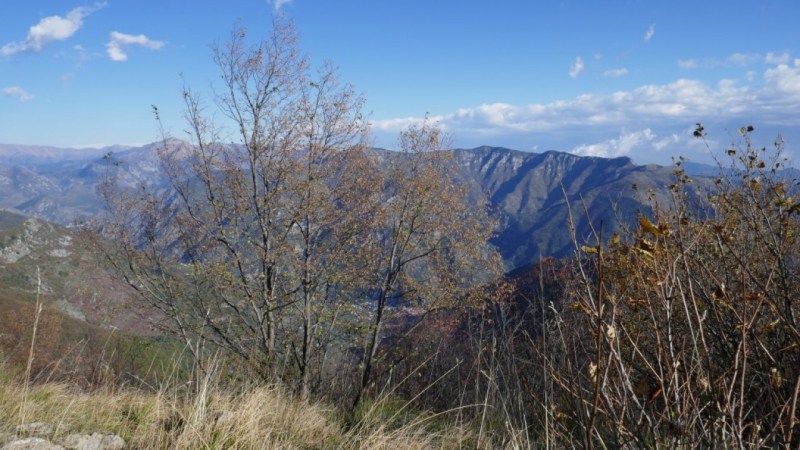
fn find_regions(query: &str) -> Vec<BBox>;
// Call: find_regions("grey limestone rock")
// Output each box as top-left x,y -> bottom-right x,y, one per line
2,425 -> 125,450
63,433 -> 126,450
1,437 -> 65,450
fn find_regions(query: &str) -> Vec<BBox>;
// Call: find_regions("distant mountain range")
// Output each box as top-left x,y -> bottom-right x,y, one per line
451,147 -> 716,268
0,142 -> 717,270
0,142 -> 164,221
0,144 -> 134,165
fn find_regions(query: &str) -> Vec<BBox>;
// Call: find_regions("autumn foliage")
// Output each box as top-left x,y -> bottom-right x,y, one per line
456,126 -> 800,448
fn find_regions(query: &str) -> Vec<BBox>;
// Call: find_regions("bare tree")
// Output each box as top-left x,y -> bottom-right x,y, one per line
352,119 -> 501,408
98,20 -> 369,397
95,21 -> 502,404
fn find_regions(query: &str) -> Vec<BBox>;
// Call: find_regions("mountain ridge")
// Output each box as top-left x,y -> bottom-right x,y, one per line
450,146 -> 711,268
0,141 -> 714,269
0,143 -> 135,165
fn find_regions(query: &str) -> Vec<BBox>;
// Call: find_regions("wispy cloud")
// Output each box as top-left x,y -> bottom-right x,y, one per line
644,24 -> 656,42
106,31 -> 164,61
2,86 -> 34,102
73,44 -> 91,64
371,116 -> 445,134
60,72 -> 75,86
603,68 -> 629,78
678,52 -> 786,70
568,56 -> 584,78
727,52 -> 761,66
765,52 -> 790,65
272,0 -> 294,11
1,3 -> 106,56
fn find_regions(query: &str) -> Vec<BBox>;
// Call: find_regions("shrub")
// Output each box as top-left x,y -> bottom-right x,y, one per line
525,126 -> 800,448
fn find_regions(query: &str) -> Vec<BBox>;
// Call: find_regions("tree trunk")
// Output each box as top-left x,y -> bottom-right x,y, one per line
353,278 -> 391,409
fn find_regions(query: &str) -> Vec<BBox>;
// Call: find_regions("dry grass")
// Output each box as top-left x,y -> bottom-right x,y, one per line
0,364 -> 481,449
0,264 -> 481,449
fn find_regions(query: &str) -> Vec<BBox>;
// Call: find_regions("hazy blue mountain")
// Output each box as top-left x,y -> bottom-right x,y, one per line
0,142 -> 714,269
450,147 -> 714,269
0,142 -> 169,223
0,144 -> 133,165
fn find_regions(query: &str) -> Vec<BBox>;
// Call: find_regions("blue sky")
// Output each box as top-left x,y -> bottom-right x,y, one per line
1,1 -> 799,164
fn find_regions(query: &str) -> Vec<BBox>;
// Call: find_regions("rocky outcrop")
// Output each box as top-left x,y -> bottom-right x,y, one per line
2,437 -> 64,450
0,424 -> 125,450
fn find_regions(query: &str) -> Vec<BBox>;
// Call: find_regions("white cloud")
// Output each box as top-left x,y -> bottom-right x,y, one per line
644,24 -> 655,42
572,129 -> 656,158
572,129 -> 693,159
678,59 -> 698,69
569,56 -> 584,78
372,60 -> 800,164
2,86 -> 34,102
1,3 -> 105,56
106,31 -> 164,61
764,59 -> 800,99
603,68 -> 629,78
106,43 -> 126,61
373,65 -> 797,138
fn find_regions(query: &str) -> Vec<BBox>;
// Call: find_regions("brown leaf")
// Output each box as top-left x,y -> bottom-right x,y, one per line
647,385 -> 662,402
639,217 -> 662,236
